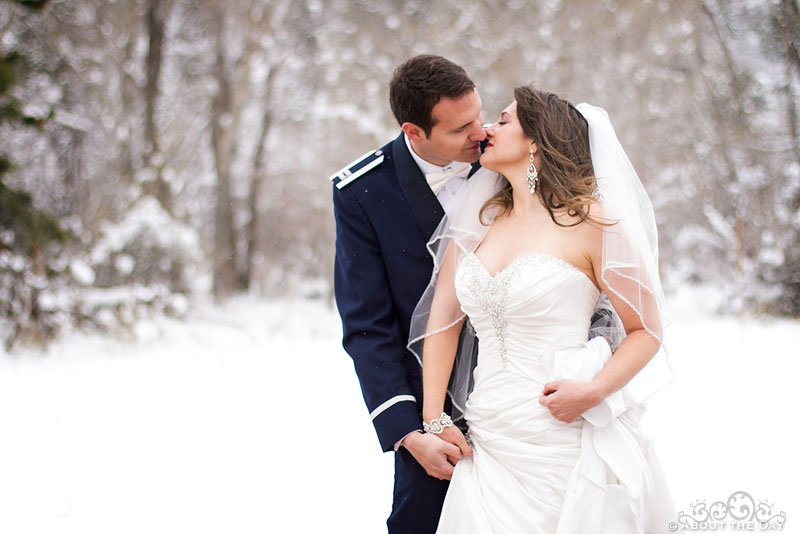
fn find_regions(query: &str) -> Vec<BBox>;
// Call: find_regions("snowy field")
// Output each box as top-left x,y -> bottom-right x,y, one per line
0,295 -> 798,533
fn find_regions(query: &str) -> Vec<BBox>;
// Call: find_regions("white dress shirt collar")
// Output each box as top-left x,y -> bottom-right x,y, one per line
404,133 -> 449,175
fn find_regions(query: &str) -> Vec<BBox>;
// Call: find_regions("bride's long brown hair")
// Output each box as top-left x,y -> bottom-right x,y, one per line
480,85 -> 600,227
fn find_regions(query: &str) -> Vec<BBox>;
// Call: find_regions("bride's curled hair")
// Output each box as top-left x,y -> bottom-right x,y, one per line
481,85 -> 599,227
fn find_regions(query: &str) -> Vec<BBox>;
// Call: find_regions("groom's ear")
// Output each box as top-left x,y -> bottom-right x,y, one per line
402,122 -> 426,141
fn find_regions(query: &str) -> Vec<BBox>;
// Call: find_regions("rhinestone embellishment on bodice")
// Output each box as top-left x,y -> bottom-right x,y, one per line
462,251 -> 583,368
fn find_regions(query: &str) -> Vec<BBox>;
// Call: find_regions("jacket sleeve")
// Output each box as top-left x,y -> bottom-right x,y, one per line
332,184 -> 422,452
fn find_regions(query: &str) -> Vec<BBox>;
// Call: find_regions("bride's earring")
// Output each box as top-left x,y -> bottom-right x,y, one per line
526,147 -> 538,194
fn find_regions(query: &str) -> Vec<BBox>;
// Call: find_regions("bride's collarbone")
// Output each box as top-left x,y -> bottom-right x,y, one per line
477,219 -> 593,278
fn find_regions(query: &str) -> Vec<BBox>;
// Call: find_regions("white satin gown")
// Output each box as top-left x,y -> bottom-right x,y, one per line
436,251 -> 674,533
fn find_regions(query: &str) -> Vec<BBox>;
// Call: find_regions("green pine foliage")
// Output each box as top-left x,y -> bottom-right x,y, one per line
1,0 -> 66,348
0,42 -> 65,256
0,51 -> 19,94
0,179 -> 66,254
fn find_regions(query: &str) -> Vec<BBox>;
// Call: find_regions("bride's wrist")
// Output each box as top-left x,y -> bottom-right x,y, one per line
422,411 -> 453,434
422,408 -> 444,423
588,379 -> 612,404
422,405 -> 445,423
422,412 -> 444,425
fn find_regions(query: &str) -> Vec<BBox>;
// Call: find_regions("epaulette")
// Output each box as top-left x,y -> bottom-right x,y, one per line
329,149 -> 385,189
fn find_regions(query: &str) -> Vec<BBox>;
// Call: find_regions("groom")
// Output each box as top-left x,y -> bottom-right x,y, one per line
331,55 -> 486,534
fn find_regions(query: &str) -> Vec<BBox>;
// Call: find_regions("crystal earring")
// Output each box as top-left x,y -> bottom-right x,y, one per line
526,148 -> 538,194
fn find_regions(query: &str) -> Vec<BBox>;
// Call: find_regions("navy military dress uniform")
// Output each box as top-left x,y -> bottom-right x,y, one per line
332,133 -> 479,534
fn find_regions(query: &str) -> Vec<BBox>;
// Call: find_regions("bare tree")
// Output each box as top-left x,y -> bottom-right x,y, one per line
243,67 -> 276,291
209,5 -> 238,299
142,0 -> 172,213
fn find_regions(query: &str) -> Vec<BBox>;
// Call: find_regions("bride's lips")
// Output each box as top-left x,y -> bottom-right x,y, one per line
486,143 -> 493,148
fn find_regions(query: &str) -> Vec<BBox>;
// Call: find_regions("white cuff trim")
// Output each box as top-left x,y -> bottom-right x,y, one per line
370,394 -> 417,420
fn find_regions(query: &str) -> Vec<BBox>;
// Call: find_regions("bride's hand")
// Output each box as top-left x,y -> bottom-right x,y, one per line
539,380 -> 603,423
437,425 -> 473,458
403,431 -> 463,480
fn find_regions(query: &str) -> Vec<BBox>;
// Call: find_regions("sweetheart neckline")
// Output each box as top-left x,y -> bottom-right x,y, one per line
465,250 -> 598,288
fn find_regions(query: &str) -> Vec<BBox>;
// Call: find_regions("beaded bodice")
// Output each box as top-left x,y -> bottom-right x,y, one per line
455,251 -> 600,373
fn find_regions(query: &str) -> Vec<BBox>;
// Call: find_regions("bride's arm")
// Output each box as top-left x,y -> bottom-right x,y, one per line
421,242 -> 472,455
540,217 -> 662,423
584,298 -> 660,398
421,325 -> 464,424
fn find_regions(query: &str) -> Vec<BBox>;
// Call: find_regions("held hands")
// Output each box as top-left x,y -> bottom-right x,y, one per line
539,380 -> 604,423
423,412 -> 472,460
403,431 -> 465,481
404,411 -> 473,481
437,425 -> 472,459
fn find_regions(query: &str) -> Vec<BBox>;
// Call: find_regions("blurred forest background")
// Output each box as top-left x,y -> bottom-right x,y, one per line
1,0 -> 798,349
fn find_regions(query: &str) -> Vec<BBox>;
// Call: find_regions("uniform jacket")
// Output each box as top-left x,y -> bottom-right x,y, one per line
332,133 -> 477,451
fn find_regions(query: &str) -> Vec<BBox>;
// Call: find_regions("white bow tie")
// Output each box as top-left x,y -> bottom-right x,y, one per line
425,162 -> 473,195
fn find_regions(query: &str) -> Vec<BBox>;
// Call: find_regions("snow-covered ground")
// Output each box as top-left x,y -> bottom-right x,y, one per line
0,296 -> 797,533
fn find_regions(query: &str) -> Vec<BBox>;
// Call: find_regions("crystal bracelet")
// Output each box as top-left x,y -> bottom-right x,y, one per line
422,412 -> 453,434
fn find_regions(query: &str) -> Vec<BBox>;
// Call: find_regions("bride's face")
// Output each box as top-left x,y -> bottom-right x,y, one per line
480,101 -> 533,176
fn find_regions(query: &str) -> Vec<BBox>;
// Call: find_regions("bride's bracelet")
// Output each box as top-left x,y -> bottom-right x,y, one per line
422,412 -> 453,434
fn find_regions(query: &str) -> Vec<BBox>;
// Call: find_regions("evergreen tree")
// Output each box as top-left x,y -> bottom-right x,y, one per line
0,0 -> 67,347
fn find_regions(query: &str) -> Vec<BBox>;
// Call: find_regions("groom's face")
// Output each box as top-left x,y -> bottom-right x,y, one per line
409,89 -> 486,166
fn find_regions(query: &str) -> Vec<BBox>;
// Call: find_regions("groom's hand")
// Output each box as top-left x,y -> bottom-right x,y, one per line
402,431 -> 462,480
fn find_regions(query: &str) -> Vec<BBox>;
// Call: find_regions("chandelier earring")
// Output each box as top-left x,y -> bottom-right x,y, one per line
526,147 -> 538,194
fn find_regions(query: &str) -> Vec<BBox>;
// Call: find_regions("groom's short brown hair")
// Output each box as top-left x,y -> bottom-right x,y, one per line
389,55 -> 475,136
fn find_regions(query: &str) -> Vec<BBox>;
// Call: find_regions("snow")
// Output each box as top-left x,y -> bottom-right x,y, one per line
89,197 -> 201,266
0,296 -> 797,533
68,259 -> 96,286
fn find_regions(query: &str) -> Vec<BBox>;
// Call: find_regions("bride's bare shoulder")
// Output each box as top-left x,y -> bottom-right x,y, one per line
578,200 -> 607,262
577,199 -> 606,233
586,198 -> 605,218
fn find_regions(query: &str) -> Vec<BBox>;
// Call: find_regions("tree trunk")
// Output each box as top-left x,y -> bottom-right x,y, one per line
241,68 -> 277,292
210,7 -> 237,300
143,0 -> 172,214
120,35 -> 137,186
774,0 -> 800,165
697,4 -> 747,253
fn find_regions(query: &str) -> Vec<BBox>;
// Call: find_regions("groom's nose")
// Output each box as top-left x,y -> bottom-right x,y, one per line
470,121 -> 487,141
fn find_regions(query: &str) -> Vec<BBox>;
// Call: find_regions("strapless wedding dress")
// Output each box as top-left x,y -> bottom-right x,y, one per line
436,251 -> 674,533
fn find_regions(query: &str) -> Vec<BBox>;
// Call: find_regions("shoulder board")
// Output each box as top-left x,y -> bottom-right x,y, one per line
329,149 -> 385,189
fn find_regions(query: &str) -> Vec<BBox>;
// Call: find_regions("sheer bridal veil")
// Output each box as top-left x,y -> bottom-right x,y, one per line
407,103 -> 674,421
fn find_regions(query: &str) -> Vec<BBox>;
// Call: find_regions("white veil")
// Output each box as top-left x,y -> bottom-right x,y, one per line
578,103 -> 673,404
407,103 -> 673,421
407,167 -> 504,421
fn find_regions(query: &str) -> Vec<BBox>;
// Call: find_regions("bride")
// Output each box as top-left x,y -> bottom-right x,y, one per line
409,85 -> 675,533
